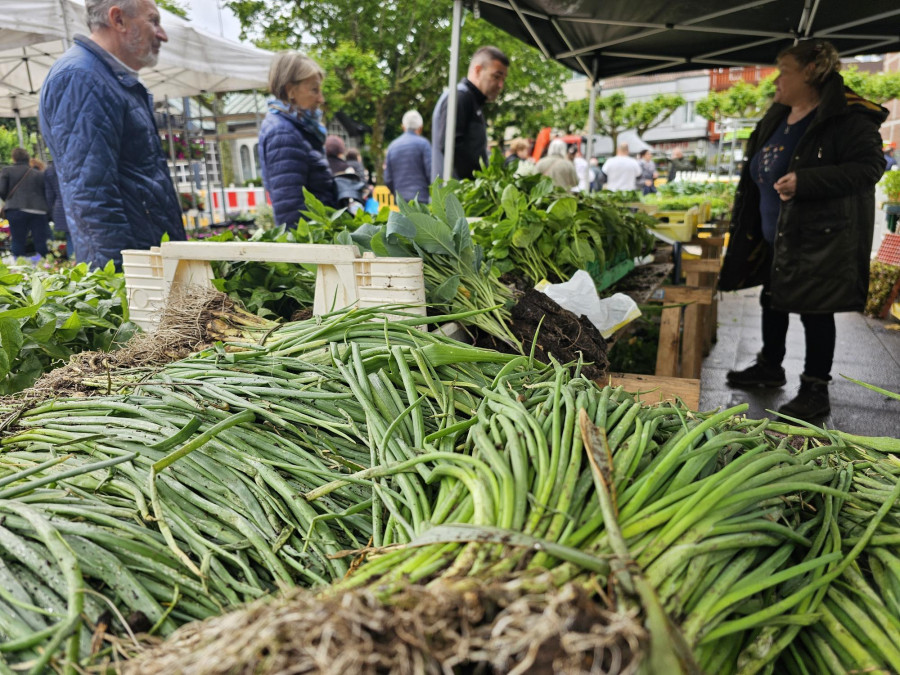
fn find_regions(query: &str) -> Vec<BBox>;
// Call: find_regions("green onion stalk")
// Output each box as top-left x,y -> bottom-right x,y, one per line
0,306 -> 898,673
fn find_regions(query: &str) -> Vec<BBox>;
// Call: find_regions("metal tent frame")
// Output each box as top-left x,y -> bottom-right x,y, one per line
442,0 -> 900,165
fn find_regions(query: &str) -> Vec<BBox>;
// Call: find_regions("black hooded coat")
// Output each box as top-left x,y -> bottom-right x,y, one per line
719,72 -> 888,314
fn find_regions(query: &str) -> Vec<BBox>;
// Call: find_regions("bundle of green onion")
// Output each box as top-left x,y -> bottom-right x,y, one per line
0,306 -> 897,674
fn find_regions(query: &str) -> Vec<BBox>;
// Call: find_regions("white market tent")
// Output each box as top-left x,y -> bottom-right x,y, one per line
0,0 -> 274,121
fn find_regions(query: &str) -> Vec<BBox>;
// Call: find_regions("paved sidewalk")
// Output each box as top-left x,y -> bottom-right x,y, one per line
700,288 -> 900,438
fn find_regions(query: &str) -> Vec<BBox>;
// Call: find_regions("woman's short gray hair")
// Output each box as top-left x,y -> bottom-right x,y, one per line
85,0 -> 142,32
778,39 -> 841,90
547,139 -> 568,158
269,51 -> 325,104
401,110 -> 423,131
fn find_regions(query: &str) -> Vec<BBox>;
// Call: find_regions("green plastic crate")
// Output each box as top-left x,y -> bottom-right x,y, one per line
586,255 -> 635,292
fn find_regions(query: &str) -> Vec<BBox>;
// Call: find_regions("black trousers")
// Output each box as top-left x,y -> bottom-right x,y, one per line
760,287 -> 835,380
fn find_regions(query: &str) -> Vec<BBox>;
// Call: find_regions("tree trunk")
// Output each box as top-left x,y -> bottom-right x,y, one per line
372,99 -> 387,185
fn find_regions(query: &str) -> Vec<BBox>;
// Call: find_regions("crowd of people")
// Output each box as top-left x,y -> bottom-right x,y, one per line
3,0 -> 696,267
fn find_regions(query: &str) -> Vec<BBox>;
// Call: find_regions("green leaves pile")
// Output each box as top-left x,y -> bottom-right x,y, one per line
458,159 -> 656,284
207,226 -> 317,319
0,262 -> 137,394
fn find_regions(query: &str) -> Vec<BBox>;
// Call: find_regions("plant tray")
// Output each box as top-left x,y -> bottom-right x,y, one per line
587,256 -> 635,292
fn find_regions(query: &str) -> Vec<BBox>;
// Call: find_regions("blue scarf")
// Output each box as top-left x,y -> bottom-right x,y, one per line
268,99 -> 327,146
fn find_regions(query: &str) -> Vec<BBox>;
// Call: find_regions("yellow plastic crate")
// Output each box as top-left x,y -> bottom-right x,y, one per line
651,206 -> 699,242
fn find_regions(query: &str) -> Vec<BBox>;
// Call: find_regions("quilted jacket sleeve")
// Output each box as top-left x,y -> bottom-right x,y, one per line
40,69 -> 133,268
259,117 -> 310,230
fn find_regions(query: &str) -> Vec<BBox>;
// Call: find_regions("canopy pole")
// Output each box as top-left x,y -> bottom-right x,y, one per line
183,96 -> 207,228
164,98 -> 178,167
213,95 -> 228,222
13,108 -> 23,146
442,0 -> 463,181
586,80 -> 599,159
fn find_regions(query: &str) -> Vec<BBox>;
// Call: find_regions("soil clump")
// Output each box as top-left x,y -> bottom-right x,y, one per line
476,289 -> 610,380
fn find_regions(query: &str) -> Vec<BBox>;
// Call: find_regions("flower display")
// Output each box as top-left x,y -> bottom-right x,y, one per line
162,134 -> 205,161
179,193 -> 206,212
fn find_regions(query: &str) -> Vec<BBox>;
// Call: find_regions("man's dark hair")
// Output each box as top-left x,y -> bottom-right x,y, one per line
11,147 -> 29,163
471,46 -> 509,68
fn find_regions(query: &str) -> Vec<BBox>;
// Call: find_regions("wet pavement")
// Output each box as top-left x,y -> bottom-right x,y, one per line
700,287 -> 900,439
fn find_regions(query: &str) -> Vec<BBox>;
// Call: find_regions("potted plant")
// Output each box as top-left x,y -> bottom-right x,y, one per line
178,193 -> 205,212
882,170 -> 900,233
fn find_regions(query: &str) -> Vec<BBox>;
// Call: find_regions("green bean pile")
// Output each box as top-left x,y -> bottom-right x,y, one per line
0,306 -> 898,673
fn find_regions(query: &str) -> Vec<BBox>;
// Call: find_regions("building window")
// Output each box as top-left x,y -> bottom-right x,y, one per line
683,101 -> 697,123
240,145 -> 252,183
253,144 -> 260,178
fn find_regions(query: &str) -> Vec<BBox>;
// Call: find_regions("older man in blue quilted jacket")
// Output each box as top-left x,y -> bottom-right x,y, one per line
39,0 -> 186,270
384,110 -> 432,204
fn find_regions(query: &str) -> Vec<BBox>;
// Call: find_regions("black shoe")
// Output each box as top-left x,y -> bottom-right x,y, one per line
727,355 -> 786,388
777,374 -> 831,421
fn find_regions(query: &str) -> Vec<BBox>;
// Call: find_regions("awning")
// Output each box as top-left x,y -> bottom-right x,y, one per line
464,0 -> 900,81
0,0 -> 274,119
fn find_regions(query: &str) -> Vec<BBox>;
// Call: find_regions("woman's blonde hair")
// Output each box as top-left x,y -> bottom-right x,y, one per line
777,40 -> 841,90
269,52 -> 325,103
509,137 -> 529,154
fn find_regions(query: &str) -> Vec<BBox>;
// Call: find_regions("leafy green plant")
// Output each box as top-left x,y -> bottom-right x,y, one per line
459,155 -> 655,285
208,226 -> 317,320
0,262 -> 137,394
340,187 -> 520,348
881,170 -> 900,203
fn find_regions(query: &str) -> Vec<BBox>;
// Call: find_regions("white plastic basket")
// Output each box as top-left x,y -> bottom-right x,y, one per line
122,243 -> 427,332
121,247 -> 164,331
355,254 -> 426,317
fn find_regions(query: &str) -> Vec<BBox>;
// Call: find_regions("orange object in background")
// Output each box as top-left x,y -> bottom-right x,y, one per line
531,127 -> 585,160
532,127 -> 552,161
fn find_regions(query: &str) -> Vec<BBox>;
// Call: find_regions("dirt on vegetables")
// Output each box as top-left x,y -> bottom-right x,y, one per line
476,289 -> 610,380
123,577 -> 647,675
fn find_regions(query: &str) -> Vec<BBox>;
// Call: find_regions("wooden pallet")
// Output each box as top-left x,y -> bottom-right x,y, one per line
607,372 -> 701,409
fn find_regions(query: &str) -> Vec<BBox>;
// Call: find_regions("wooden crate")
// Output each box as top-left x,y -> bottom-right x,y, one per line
607,372 -> 701,409
649,284 -> 715,380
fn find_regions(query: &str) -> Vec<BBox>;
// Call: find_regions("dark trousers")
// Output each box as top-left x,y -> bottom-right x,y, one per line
7,210 -> 50,258
760,287 -> 836,380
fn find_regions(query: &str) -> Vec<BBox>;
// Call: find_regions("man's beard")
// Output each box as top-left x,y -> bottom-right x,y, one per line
137,49 -> 159,69
125,30 -> 159,70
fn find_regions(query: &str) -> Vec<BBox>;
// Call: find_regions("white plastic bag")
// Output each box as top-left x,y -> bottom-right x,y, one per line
536,270 -> 641,339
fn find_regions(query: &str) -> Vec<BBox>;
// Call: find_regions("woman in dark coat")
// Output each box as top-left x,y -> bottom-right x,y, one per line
258,52 -> 337,229
0,148 -> 50,259
719,39 -> 888,420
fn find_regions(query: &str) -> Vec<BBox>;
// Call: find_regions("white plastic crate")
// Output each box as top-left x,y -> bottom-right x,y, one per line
121,247 -> 164,331
122,242 -> 427,332
355,253 -> 426,317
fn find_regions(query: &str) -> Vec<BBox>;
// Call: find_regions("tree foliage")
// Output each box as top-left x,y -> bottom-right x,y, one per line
157,0 -> 187,19
559,91 -> 685,148
0,127 -> 38,164
695,79 -> 775,123
695,65 -> 900,127
840,66 -> 900,105
225,0 -> 570,178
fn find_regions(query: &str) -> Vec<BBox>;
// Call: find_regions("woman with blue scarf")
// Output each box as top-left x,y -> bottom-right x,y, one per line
259,52 -> 337,229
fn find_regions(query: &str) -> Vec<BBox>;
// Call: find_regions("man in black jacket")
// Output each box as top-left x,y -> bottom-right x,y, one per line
431,46 -> 509,181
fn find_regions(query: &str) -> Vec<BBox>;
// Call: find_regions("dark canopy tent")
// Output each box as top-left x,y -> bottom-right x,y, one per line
446,0 -> 899,161
464,0 -> 900,80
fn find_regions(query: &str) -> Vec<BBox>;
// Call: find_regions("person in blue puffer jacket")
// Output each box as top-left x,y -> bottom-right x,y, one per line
258,52 -> 337,229
39,0 -> 186,270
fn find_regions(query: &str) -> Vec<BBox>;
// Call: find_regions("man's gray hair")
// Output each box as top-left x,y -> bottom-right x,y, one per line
401,110 -> 423,131
85,0 -> 142,31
